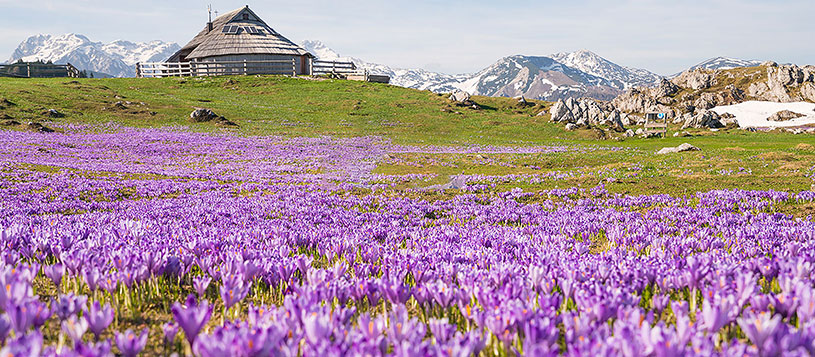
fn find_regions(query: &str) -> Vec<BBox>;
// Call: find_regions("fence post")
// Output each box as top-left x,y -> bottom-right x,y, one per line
292,58 -> 296,76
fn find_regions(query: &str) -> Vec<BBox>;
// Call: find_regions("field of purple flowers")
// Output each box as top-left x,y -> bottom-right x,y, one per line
1,127 -> 815,356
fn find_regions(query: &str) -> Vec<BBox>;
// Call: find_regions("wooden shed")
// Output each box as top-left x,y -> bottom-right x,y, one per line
164,6 -> 313,75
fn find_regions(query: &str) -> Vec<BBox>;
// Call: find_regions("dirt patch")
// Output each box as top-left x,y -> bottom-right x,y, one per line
794,143 -> 814,151
756,151 -> 797,161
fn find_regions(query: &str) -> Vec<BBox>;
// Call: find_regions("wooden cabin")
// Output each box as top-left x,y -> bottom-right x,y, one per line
137,5 -> 387,83
141,6 -> 313,77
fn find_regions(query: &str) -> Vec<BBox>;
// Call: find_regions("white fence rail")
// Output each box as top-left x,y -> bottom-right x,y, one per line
137,59 -> 298,78
312,60 -> 358,75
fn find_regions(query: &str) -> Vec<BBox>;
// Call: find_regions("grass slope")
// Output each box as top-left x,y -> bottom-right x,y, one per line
1,75 -> 814,198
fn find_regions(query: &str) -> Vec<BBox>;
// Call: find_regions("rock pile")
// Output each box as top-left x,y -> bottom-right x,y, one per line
767,110 -> 805,122
548,97 -> 627,131
680,110 -> 726,129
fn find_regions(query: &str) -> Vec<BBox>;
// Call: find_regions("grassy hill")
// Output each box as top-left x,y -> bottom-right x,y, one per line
1,75 -> 814,199
0,76 -> 563,145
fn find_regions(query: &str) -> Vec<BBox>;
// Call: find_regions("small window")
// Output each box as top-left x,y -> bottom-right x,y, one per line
242,13 -> 249,20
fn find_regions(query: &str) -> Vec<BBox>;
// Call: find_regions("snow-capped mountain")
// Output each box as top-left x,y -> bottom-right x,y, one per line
550,50 -> 661,89
303,41 -> 659,100
7,34 -> 180,77
457,55 -> 623,101
301,40 -> 467,92
687,57 -> 763,71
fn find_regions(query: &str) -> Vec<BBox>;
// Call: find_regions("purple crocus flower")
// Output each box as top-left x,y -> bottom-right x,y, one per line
219,275 -> 251,311
84,301 -> 114,339
115,328 -> 149,357
163,322 -> 179,343
62,315 -> 89,344
43,263 -> 65,290
737,311 -> 782,351
171,294 -> 213,345
193,276 -> 212,297
700,299 -> 732,333
0,331 -> 42,357
7,300 -> 37,333
53,293 -> 88,321
0,314 -> 11,345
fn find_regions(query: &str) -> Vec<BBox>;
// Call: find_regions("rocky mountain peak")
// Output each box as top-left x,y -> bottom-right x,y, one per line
6,33 -> 180,77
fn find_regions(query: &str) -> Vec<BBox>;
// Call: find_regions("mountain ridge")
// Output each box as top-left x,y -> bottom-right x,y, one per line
7,33 -> 180,77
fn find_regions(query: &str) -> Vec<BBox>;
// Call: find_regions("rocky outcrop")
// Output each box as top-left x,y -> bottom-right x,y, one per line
682,110 -> 724,129
746,63 -> 815,102
549,98 -> 626,131
767,110 -> 805,122
672,69 -> 715,90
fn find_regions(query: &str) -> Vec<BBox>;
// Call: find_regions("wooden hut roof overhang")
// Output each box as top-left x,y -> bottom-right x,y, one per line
167,6 -> 312,62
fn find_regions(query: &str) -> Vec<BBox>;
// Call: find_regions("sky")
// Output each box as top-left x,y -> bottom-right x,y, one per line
0,0 -> 813,75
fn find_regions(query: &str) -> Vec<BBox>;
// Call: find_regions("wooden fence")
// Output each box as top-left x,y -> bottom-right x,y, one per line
312,60 -> 357,76
0,62 -> 80,78
137,59 -> 299,78
135,59 -> 388,83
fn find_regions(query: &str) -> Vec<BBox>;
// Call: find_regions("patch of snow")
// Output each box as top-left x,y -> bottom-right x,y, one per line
711,101 -> 815,128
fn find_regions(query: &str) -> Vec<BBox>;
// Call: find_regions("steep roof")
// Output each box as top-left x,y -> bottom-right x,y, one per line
169,6 -> 311,61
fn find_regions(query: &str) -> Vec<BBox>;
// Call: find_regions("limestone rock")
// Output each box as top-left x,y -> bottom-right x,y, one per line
44,109 -> 64,118
657,143 -> 700,155
801,83 -> 815,102
190,108 -> 219,122
671,69 -> 715,90
767,110 -> 805,122
564,123 -> 577,131
682,110 -> 724,129
449,90 -> 471,103
654,78 -> 679,98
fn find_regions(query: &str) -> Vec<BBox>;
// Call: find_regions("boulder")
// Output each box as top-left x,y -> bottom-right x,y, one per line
190,108 -> 219,122
550,100 -> 573,123
449,90 -> 471,103
564,123 -> 577,131
767,110 -> 805,122
657,143 -> 701,155
514,96 -> 529,105
625,129 -> 635,137
682,110 -> 724,129
1,119 -> 21,126
44,109 -> 64,118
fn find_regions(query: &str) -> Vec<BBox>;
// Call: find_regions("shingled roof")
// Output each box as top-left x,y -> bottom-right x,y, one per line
167,6 -> 311,62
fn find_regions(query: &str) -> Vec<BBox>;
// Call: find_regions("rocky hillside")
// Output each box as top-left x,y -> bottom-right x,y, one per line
549,62 -> 815,133
7,34 -> 180,77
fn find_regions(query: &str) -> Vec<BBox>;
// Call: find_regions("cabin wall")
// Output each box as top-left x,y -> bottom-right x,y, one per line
195,54 -> 311,75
